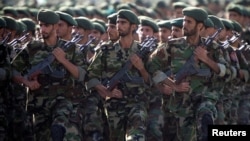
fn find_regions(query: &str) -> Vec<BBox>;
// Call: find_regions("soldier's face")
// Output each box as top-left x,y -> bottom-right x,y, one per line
171,26 -> 183,38
159,28 -> 171,42
183,16 -> 197,36
138,25 -> 154,42
107,23 -> 119,41
116,18 -> 131,37
57,20 -> 71,38
39,21 -> 55,39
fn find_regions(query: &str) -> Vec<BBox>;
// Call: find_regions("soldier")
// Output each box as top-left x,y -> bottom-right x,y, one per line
0,17 -> 12,141
170,18 -> 184,39
157,20 -> 172,44
55,11 -> 78,41
137,16 -> 163,141
24,9 -> 86,141
86,9 -> 151,141
147,7 -> 229,141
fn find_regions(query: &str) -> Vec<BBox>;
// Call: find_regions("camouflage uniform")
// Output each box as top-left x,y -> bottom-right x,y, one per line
11,40 -> 34,141
86,40 -> 149,141
0,41 -> 12,141
26,38 -> 86,141
147,37 -> 229,141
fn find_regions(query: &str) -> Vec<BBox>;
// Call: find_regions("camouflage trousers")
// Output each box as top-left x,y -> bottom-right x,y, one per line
146,90 -> 164,141
83,91 -> 108,141
28,90 -> 83,141
11,84 -> 34,141
237,93 -> 250,125
105,88 -> 148,141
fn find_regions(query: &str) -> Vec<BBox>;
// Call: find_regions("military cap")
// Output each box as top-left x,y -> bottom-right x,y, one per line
93,22 -> 105,34
74,17 -> 94,30
58,6 -> 75,16
231,20 -> 243,33
2,6 -> 18,17
16,20 -> 27,35
117,9 -> 139,24
226,4 -> 243,15
20,18 -> 36,32
0,17 -> 6,28
182,7 -> 208,23
16,7 -> 31,17
208,15 -> 225,29
204,17 -> 214,27
55,11 -> 77,26
92,18 -> 107,30
139,16 -> 159,33
29,8 -> 39,18
171,18 -> 183,28
107,12 -> 117,25
37,9 -> 59,24
157,20 -> 172,29
2,16 -> 18,30
116,3 -> 131,11
220,19 -> 234,30
172,2 -> 189,9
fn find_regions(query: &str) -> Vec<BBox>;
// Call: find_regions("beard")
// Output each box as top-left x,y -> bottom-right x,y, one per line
42,33 -> 49,39
183,27 -> 196,36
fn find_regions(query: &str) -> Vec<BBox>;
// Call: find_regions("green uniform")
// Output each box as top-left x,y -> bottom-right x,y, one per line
147,37 -> 230,141
86,40 -> 149,141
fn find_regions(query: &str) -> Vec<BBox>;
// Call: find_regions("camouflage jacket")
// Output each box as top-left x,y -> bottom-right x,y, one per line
86,40 -> 149,93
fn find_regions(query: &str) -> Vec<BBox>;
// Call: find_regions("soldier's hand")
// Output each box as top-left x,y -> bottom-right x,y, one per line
174,81 -> 190,92
130,54 -> 144,71
111,88 -> 123,98
52,47 -> 66,63
194,46 -> 209,63
25,80 -> 41,90
159,83 -> 174,95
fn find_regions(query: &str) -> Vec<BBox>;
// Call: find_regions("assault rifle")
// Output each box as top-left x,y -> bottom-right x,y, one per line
103,36 -> 158,91
8,33 -> 31,63
1,32 -> 11,45
170,28 -> 222,85
79,36 -> 96,53
26,33 -> 83,80
221,31 -> 240,49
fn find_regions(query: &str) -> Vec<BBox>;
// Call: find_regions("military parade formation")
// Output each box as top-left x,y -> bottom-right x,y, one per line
0,0 -> 250,141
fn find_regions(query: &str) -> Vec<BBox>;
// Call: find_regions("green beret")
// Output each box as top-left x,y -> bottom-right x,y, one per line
16,7 -> 31,17
74,17 -> 94,30
20,18 -> 36,32
139,16 -> 159,33
72,7 -> 85,17
226,4 -> 243,15
55,11 -> 77,26
2,6 -> 18,17
182,7 -> 208,23
2,16 -> 17,30
220,19 -> 234,30
117,9 -> 139,24
0,17 -> 6,28
16,21 -> 27,35
157,20 -> 172,29
58,6 -> 75,16
231,20 -> 243,33
171,18 -> 183,28
37,9 -> 59,24
116,3 -> 131,11
92,18 -> 107,30
107,12 -> 117,25
172,2 -> 189,9
208,15 -> 225,29
204,17 -> 214,27
29,8 -> 39,18
93,22 -> 105,34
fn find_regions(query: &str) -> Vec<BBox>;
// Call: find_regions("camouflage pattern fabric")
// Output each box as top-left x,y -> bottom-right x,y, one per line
25,38 -> 86,141
87,40 -> 149,141
147,37 -> 230,141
